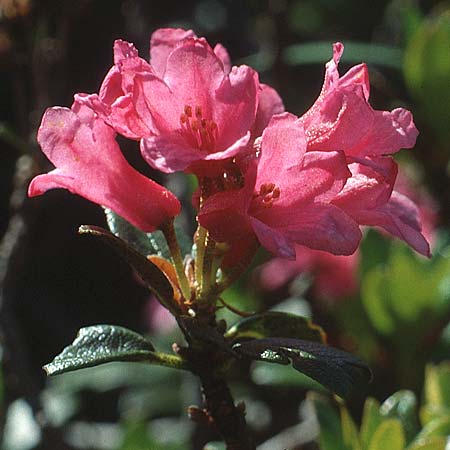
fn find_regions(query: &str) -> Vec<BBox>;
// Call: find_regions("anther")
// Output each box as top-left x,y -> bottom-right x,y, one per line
180,113 -> 188,124
272,187 -> 281,198
184,105 -> 193,117
195,105 -> 202,118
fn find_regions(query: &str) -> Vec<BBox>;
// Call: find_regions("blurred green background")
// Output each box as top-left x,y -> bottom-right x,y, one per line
0,0 -> 449,449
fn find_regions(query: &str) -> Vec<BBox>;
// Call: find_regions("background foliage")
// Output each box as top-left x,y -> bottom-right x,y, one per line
0,0 -> 449,449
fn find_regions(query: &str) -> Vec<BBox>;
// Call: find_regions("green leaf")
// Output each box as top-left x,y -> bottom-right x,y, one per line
407,436 -> 447,450
380,390 -> 419,444
283,41 -> 402,69
421,363 -> 450,424
44,325 -> 188,376
104,209 -> 192,259
104,208 -> 160,256
414,416 -> 450,441
310,393 -> 347,450
78,225 -> 177,313
224,312 -> 326,344
368,419 -> 405,450
44,325 -> 155,375
233,338 -> 371,398
360,398 -> 382,449
403,10 -> 450,141
340,404 -> 361,450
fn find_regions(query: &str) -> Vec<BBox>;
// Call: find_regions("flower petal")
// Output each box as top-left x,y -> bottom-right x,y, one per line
30,105 -> 180,231
261,204 -> 362,256
356,191 -> 431,257
252,83 -> 285,137
150,28 -> 197,77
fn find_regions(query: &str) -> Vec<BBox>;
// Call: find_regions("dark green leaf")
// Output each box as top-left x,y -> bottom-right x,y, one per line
225,312 -> 326,344
233,338 -> 371,398
104,207 -> 159,256
44,325 -> 156,376
78,225 -> 177,313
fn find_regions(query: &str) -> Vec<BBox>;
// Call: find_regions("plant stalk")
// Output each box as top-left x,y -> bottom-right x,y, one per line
198,369 -> 255,450
161,219 -> 191,301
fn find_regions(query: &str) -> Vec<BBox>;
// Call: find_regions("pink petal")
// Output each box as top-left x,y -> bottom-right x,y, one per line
163,38 -> 225,112
140,132 -> 206,174
197,189 -> 253,243
258,203 -> 362,256
214,65 -> 259,151
252,83 -> 285,137
302,87 -> 374,151
346,108 -> 419,157
213,43 -> 231,73
357,191 -> 430,257
150,28 -> 197,77
114,39 -> 139,64
256,113 -> 307,191
251,217 -> 296,259
30,106 -> 180,231
333,156 -> 398,212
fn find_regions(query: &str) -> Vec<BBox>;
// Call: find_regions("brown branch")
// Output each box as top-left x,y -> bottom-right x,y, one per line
198,369 -> 255,450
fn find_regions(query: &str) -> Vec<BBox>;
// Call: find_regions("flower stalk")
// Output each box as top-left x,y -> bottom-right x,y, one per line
161,219 -> 191,302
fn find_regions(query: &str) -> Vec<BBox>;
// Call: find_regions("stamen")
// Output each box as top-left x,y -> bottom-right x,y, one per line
178,103 -> 219,152
253,183 -> 281,209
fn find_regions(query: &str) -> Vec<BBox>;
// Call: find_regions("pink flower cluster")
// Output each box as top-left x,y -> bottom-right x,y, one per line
29,29 -> 430,260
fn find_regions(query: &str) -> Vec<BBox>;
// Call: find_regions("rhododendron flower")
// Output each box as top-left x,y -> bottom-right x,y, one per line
77,28 -> 284,175
29,102 -> 180,232
199,113 -> 362,259
332,157 -> 431,256
300,43 -> 418,157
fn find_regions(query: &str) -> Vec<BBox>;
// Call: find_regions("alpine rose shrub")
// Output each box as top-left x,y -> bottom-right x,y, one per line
30,28 -> 429,262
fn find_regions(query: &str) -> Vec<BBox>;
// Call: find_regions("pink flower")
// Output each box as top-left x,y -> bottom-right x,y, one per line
29,101 -> 180,232
259,246 -> 359,299
198,113 -> 362,259
300,43 -> 418,158
77,28 -> 283,175
332,157 -> 431,256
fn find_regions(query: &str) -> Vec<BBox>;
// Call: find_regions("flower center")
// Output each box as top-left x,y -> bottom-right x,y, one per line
180,104 -> 218,152
253,182 -> 281,208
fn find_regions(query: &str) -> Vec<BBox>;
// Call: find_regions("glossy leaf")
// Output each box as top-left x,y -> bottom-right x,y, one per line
368,419 -> 405,450
224,312 -> 326,344
233,338 -> 371,398
78,225 -> 178,313
44,325 -> 156,375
